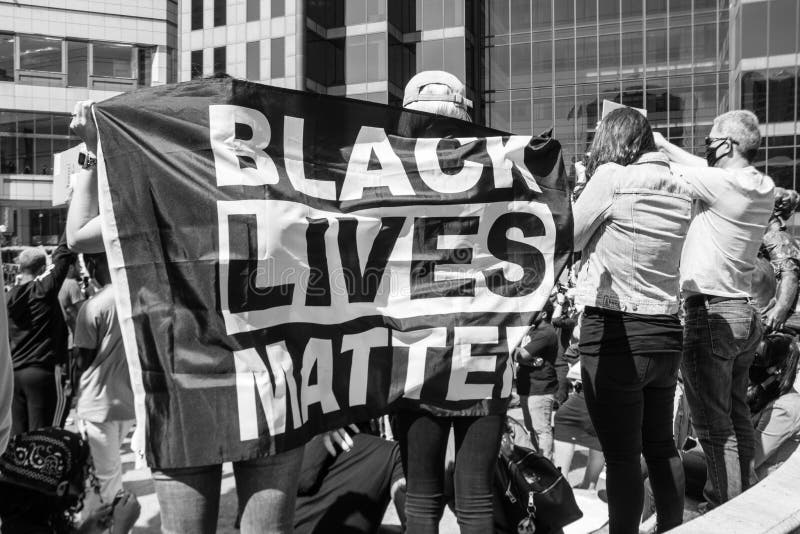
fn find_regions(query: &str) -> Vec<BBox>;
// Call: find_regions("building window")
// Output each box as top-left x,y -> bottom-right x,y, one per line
366,33 -> 387,83
138,47 -> 154,86
246,41 -> 260,80
93,43 -> 133,78
19,35 -> 62,72
345,0 -> 366,25
272,0 -> 284,18
214,0 -> 226,27
247,0 -> 260,21
191,49 -> 203,79
213,46 -> 226,75
0,110 -> 79,176
0,33 -> 13,81
191,0 -> 203,30
271,38 -> 284,78
67,41 -> 88,87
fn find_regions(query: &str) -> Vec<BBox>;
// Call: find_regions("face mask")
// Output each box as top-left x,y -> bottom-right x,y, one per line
704,137 -> 737,167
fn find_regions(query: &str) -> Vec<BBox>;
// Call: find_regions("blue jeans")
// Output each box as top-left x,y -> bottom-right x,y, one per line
682,298 -> 761,508
396,412 -> 503,534
152,446 -> 304,534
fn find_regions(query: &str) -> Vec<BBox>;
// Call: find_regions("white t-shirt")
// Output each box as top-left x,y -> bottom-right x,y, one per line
74,285 -> 135,422
676,164 -> 774,298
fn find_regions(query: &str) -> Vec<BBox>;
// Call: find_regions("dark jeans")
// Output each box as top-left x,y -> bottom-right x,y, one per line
11,366 -> 58,436
396,412 -> 503,534
152,446 -> 303,534
582,344 -> 684,534
682,299 -> 761,508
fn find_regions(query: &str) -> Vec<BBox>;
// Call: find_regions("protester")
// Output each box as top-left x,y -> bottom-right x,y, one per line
67,99 -> 305,534
0,254 -> 12,451
0,427 -> 140,534
573,108 -> 691,533
393,70 -> 505,534
7,236 -> 76,436
72,252 -> 136,509
656,109 -> 775,508
59,257 -> 87,336
293,431 -> 406,534
515,299 -> 559,459
552,343 -> 606,491
758,187 -> 800,331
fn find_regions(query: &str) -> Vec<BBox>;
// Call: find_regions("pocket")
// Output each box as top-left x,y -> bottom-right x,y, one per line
708,309 -> 754,359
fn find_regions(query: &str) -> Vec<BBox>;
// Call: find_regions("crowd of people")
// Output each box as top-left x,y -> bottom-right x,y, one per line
1,68 -> 800,534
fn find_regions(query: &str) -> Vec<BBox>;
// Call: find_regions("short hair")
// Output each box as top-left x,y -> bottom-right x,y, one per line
15,248 -> 47,275
713,110 -> 761,163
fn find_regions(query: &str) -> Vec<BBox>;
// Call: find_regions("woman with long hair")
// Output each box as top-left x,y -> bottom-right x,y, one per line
572,108 -> 691,533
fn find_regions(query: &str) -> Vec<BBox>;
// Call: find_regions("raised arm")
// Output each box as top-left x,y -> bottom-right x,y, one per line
66,100 -> 105,253
653,132 -> 707,167
572,165 -> 615,251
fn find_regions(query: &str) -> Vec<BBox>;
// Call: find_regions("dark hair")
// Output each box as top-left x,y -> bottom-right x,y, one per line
585,108 -> 657,179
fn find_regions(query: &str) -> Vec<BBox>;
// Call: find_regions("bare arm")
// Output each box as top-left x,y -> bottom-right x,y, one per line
67,166 -> 104,253
66,100 -> 104,253
653,131 -> 707,167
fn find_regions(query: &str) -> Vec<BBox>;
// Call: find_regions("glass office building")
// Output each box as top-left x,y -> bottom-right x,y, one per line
483,0 -> 731,180
733,0 -> 799,192
304,0 -> 481,117
185,1 -> 483,119
0,1 -> 178,246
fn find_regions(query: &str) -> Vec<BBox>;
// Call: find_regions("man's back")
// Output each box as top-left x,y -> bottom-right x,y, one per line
677,164 -> 774,298
6,272 -> 69,371
74,285 -> 134,422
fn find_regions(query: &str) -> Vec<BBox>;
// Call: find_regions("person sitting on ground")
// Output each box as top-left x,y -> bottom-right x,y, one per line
0,427 -> 140,534
292,425 -> 406,534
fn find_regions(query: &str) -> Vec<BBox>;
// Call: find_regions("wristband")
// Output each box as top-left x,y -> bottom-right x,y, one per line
78,151 -> 97,170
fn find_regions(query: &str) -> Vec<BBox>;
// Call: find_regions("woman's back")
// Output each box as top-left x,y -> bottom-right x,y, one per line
574,152 -> 692,314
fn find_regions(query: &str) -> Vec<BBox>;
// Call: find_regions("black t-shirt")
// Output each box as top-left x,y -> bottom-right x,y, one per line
515,322 -> 559,396
579,306 -> 682,356
6,237 -> 74,371
294,433 -> 404,534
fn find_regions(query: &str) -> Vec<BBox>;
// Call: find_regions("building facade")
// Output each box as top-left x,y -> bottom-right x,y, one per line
731,0 -> 799,192
0,0 -> 177,246
483,0 -> 731,181
4,0 -> 799,246
182,0 -> 483,118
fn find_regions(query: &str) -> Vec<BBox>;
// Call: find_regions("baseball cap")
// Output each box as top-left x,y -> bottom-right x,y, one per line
403,70 -> 472,110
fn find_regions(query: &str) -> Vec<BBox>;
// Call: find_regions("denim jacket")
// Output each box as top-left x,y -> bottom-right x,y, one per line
573,152 -> 692,314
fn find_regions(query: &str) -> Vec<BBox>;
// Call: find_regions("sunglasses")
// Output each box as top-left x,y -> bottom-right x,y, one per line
705,136 -> 739,147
